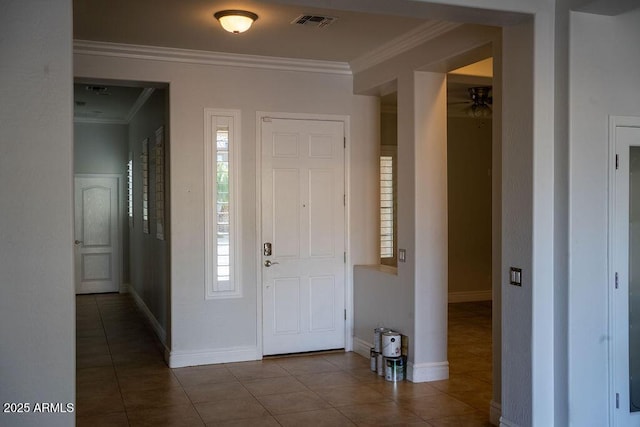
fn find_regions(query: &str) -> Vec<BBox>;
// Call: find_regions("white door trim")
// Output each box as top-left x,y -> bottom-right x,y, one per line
608,115 -> 640,426
74,173 -> 125,294
255,111 -> 352,357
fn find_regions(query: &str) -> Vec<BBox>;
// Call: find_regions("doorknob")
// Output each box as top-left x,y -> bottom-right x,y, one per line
264,260 -> 279,267
74,240 -> 83,245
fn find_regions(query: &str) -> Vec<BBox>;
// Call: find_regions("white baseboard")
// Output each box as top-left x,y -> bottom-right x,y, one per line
499,416 -> 521,427
128,284 -> 167,345
490,400 -> 501,426
407,361 -> 449,382
353,337 -> 373,359
168,346 -> 260,368
448,290 -> 492,303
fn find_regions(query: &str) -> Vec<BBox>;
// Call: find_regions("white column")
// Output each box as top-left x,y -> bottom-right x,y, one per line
407,71 -> 449,382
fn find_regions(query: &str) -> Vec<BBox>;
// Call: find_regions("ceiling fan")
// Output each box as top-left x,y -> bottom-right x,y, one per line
449,86 -> 492,118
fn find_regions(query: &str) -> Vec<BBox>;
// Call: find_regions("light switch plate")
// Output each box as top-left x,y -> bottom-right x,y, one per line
399,249 -> 406,263
510,267 -> 522,286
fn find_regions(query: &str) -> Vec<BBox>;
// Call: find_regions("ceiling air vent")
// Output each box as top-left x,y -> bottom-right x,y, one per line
291,15 -> 337,28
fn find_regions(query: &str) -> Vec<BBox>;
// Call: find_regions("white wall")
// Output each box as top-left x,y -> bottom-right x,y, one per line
447,117 -> 492,298
0,1 -> 75,426
569,8 -> 640,426
74,52 -> 378,366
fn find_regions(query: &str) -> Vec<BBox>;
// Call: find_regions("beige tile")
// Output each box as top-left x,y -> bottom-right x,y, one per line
174,365 -> 238,387
76,366 -> 117,388
76,411 -> 129,427
72,295 -> 494,427
322,352 -> 371,370
296,371 -> 362,389
114,360 -> 171,379
76,376 -> 120,401
122,386 -> 191,410
242,375 -> 308,396
347,367 -> 388,384
257,390 -> 331,415
195,397 -> 269,423
367,381 -> 442,401
117,370 -> 182,393
184,382 -> 253,404
447,389 -> 493,414
276,408 -> 356,426
206,416 -> 280,426
430,375 -> 492,394
427,411 -> 492,427
75,392 -> 125,417
314,384 -> 390,407
76,352 -> 113,369
465,370 -> 493,384
277,357 -> 343,375
127,404 -> 205,426
228,361 -> 291,380
336,401 -> 422,425
112,349 -> 165,366
398,394 -> 477,420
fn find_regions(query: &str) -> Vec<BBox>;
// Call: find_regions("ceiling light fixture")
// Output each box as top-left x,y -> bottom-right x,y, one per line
214,10 -> 258,34
466,86 -> 492,118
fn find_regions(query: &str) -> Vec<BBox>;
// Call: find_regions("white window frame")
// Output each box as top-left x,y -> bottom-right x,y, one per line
204,108 -> 242,299
127,153 -> 133,228
380,145 -> 397,266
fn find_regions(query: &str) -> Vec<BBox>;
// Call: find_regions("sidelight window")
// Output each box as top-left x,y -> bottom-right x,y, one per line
204,109 -> 241,298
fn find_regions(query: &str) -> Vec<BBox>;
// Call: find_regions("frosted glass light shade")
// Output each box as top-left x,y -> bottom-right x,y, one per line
214,10 -> 258,34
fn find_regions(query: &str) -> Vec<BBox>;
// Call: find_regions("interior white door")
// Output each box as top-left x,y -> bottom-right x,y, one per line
74,176 -> 120,294
261,117 -> 345,355
613,126 -> 640,426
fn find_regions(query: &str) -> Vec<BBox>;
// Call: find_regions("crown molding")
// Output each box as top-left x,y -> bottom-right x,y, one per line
349,21 -> 462,74
74,40 -> 352,76
126,88 -> 155,123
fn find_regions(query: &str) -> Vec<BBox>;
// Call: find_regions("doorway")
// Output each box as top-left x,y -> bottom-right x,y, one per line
73,79 -> 170,344
259,115 -> 347,356
610,119 -> 640,425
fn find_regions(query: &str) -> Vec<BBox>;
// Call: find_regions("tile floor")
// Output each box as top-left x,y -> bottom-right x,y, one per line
76,294 -> 492,426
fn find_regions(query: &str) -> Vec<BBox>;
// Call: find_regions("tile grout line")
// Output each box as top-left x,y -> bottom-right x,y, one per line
96,295 -> 132,427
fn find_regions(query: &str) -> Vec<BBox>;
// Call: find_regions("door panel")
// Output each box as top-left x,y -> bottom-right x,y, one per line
75,176 -> 120,294
273,168 -> 300,259
613,126 -> 640,425
262,118 -> 345,355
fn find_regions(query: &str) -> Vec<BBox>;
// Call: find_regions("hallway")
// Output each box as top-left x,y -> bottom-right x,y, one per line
76,294 -> 492,426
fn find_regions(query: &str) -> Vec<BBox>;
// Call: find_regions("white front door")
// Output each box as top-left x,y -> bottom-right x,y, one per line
74,176 -> 120,294
613,125 -> 640,425
261,117 -> 346,355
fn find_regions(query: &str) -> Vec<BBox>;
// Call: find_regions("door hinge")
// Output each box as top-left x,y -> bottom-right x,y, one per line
343,194 -> 346,206
615,272 -> 619,289
616,154 -> 619,170
344,137 -> 346,148
344,252 -> 346,263
344,309 -> 347,320
616,392 -> 620,409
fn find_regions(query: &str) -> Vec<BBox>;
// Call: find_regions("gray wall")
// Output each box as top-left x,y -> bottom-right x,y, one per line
447,117 -> 492,296
128,90 -> 168,337
0,1 -> 75,426
74,122 -> 128,174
